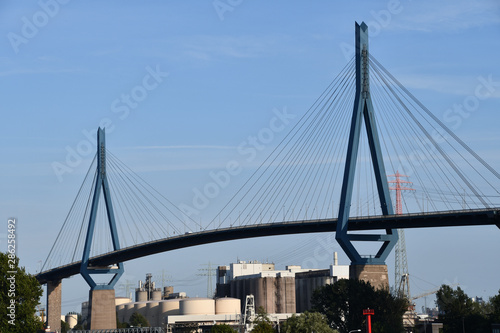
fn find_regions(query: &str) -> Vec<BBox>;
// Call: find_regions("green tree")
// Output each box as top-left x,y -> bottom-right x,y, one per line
282,311 -> 336,333
490,290 -> 500,324
251,306 -> 274,333
61,319 -> 70,333
211,323 -> 237,332
117,313 -> 128,328
311,279 -> 407,333
129,311 -> 149,327
436,285 -> 491,332
0,252 -> 43,333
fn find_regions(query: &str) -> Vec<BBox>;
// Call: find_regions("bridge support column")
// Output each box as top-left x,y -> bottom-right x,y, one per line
47,279 -> 62,333
89,289 -> 117,329
350,264 -> 389,290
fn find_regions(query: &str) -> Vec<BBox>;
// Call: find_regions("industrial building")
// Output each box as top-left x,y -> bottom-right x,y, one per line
115,295 -> 244,331
216,254 -> 349,314
79,258 -> 349,331
134,273 -> 186,302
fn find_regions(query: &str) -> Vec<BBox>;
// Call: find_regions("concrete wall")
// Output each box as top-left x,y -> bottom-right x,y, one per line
47,280 -> 62,333
275,276 -> 296,313
226,276 -> 295,314
349,264 -> 389,290
89,289 -> 116,329
295,270 -> 334,313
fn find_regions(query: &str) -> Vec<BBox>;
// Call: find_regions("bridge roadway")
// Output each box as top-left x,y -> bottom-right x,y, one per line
36,208 -> 500,284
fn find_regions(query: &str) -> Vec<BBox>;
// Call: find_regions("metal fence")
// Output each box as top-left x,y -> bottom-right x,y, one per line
71,328 -> 165,333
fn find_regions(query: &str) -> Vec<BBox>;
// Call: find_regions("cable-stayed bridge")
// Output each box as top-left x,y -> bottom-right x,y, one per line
35,22 -> 500,330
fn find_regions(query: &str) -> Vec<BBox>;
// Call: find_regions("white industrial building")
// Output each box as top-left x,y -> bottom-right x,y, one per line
216,255 -> 349,314
115,296 -> 244,331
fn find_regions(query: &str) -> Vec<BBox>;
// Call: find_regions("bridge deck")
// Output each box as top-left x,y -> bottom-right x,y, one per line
36,208 -> 499,284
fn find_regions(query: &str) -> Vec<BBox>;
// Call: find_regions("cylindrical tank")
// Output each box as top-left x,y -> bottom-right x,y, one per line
136,290 -> 148,302
115,297 -> 132,306
65,314 -> 78,329
152,290 -> 162,301
215,298 -> 241,315
164,286 -> 174,298
135,302 -> 147,318
116,305 -> 126,323
125,303 -> 135,323
160,299 -> 180,316
81,302 -> 89,323
146,301 -> 159,327
179,298 -> 215,315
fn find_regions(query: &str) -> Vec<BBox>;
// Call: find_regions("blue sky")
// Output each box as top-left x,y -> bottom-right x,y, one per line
1,0 -> 499,315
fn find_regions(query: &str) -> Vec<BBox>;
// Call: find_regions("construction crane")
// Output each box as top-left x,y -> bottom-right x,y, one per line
410,283 -> 459,316
410,283 -> 460,302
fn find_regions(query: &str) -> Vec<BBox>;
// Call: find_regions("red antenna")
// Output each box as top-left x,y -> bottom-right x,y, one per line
388,171 -> 415,215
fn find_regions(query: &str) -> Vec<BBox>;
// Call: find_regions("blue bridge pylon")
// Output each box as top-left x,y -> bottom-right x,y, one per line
336,22 -> 398,265
80,127 -> 124,289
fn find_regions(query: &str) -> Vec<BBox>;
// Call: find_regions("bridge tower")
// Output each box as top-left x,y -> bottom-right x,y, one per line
80,127 -> 124,329
336,22 -> 398,289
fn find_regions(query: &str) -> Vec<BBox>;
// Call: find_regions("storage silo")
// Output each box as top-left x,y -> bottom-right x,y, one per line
65,314 -> 78,329
135,301 -> 147,318
136,290 -> 148,302
179,298 -> 215,315
116,304 -> 126,323
215,298 -> 241,315
115,297 -> 132,306
125,303 -> 135,323
152,290 -> 162,301
146,301 -> 159,327
163,286 -> 174,298
160,299 -> 180,316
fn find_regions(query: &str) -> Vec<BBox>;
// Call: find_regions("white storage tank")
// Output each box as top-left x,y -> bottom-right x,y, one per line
160,299 -> 180,316
179,298 -> 215,315
215,298 -> 241,315
115,297 -> 132,306
65,314 -> 78,329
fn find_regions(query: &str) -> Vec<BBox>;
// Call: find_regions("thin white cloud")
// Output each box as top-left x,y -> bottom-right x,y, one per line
395,74 -> 500,98
0,67 -> 83,77
178,34 -> 286,61
393,0 -> 500,32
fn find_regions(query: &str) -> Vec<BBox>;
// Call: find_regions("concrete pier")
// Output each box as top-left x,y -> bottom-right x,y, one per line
47,280 -> 62,333
350,264 -> 389,290
89,289 -> 117,329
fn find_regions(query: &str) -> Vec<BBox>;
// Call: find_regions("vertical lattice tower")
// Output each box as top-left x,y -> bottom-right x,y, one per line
388,171 -> 414,298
